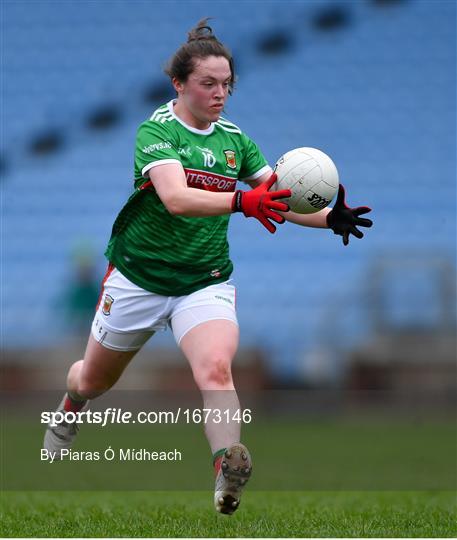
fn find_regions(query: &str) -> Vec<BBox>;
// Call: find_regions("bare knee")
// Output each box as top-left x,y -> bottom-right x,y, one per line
70,336 -> 136,400
194,355 -> 234,390
67,360 -> 84,389
65,359 -> 109,399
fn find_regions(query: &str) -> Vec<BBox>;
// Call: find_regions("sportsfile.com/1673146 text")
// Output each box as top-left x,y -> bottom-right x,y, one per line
41,408 -> 253,427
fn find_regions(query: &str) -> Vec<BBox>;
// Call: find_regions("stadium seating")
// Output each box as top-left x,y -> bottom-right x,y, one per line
3,1 -> 455,379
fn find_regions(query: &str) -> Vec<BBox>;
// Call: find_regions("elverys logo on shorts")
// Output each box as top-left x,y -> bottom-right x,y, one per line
210,268 -> 221,278
215,295 -> 233,305
102,294 -> 114,316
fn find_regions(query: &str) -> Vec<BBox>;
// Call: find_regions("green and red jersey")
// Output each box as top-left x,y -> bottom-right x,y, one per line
105,99 -> 270,296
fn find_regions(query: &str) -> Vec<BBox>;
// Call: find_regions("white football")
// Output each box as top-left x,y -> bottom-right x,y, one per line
273,147 -> 339,214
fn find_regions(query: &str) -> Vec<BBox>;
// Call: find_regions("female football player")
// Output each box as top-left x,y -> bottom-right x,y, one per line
44,19 -> 372,515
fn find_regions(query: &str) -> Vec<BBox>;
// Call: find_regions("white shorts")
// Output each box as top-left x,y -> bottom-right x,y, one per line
91,266 -> 238,351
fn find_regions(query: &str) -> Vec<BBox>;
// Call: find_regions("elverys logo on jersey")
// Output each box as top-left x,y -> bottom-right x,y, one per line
197,146 -> 216,168
224,150 -> 237,169
142,141 -> 172,154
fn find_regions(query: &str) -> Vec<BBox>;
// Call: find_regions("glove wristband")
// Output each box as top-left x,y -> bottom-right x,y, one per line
232,190 -> 243,213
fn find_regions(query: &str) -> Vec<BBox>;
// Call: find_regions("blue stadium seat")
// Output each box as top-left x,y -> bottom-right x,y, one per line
3,0 -> 455,379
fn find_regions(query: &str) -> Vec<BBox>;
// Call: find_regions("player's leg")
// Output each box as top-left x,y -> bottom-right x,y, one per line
170,280 -> 252,514
179,319 -> 241,448
43,335 -> 140,457
177,319 -> 252,515
171,281 -> 241,452
67,334 -> 138,401
44,266 -> 158,458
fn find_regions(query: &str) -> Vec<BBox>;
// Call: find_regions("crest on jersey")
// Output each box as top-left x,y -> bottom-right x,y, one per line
102,294 -> 114,316
224,150 -> 237,169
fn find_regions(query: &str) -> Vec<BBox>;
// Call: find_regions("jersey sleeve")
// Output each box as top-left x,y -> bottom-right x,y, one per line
238,133 -> 271,182
135,121 -> 181,179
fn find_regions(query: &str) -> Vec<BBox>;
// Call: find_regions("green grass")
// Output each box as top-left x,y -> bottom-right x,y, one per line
1,491 -> 456,537
3,418 -> 456,491
1,408 -> 456,536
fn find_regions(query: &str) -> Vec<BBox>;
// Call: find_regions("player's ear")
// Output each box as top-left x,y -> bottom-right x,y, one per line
172,77 -> 185,94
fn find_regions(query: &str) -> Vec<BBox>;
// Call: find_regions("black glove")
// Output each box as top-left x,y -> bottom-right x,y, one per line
326,184 -> 373,246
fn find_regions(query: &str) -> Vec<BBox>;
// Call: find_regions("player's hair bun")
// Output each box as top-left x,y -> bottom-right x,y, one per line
187,18 -> 216,42
165,18 -> 236,94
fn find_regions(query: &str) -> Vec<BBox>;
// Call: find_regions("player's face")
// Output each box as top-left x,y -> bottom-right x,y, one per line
174,56 -> 231,129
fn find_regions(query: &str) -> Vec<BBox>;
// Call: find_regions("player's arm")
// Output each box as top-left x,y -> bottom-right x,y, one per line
149,164 -> 291,232
148,163 -> 233,216
247,171 -> 373,244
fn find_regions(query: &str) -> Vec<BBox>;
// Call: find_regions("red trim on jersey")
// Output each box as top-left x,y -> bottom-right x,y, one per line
139,180 -> 153,190
95,263 -> 115,311
185,168 -> 237,192
139,169 -> 237,193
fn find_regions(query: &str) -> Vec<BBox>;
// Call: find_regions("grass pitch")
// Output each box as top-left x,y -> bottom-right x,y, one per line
1,401 -> 455,536
1,490 -> 456,537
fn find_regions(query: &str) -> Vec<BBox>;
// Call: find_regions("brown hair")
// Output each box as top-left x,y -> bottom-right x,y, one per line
164,18 -> 236,94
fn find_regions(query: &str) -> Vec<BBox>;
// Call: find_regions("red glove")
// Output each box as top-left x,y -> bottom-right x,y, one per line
232,173 -> 291,233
